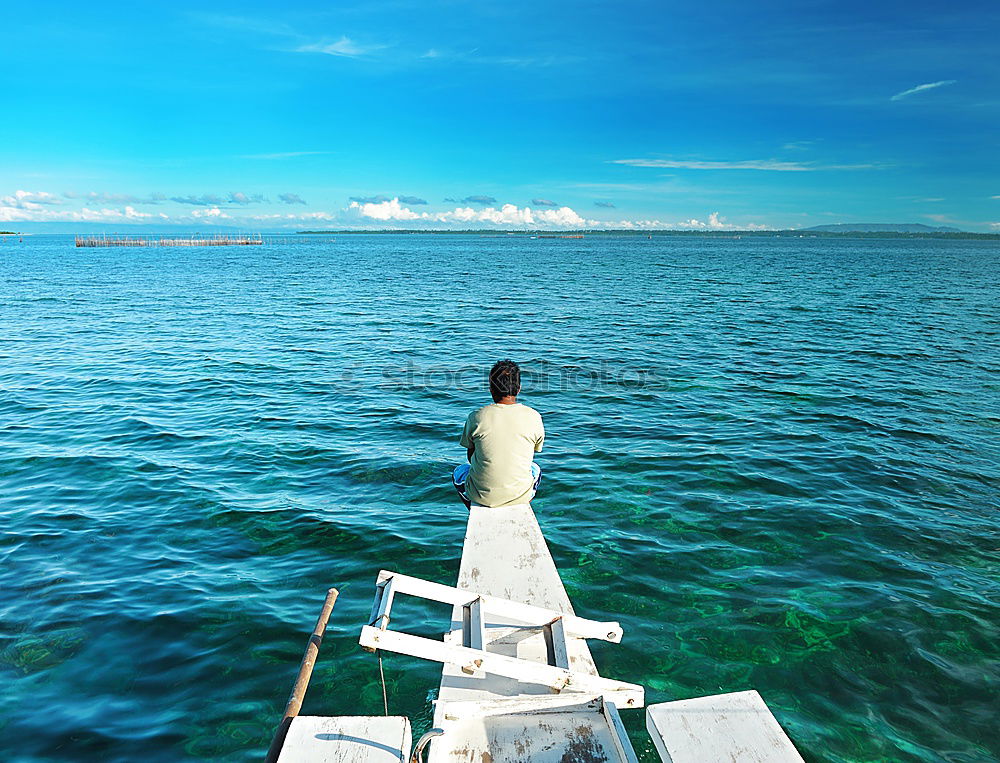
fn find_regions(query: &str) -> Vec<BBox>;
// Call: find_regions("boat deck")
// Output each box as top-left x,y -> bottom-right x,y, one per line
428,503 -> 631,762
436,503 -> 598,705
267,501 -> 805,762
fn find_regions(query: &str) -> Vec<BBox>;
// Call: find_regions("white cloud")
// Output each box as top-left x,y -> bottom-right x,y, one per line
248,212 -> 334,222
191,207 -> 231,219
598,212 -> 768,231
0,190 -> 768,232
344,198 -> 596,228
682,212 -> 726,229
349,198 -> 422,221
783,140 -> 819,151
1,190 -> 64,208
297,36 -> 385,58
989,223 -> 1000,230
341,198 -> 769,231
474,203 -> 536,225
890,80 -> 956,101
448,207 -> 478,223
0,200 -> 166,223
65,191 -> 168,204
612,158 -> 877,172
536,206 -> 587,227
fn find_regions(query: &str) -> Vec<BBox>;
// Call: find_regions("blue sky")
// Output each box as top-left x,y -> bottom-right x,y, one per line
2,1 -> 998,231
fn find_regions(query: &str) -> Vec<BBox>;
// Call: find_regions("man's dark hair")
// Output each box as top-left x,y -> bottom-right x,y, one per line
489,359 -> 521,401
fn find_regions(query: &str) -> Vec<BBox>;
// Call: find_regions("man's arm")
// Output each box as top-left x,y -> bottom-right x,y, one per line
460,410 -> 476,462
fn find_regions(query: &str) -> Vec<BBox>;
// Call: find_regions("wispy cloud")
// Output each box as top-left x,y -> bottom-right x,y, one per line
461,195 -> 497,205
227,192 -> 268,205
531,198 -> 558,207
418,47 -> 576,68
191,207 -> 232,220
594,201 -> 616,208
196,13 -> 384,60
0,200 -> 165,223
171,194 -> 224,206
278,193 -> 307,205
170,192 -> 267,206
351,193 -> 426,205
613,158 -> 877,171
297,36 -> 387,58
2,190 -> 63,207
890,80 -> 957,101
241,151 -> 331,160
783,140 -> 820,151
64,191 -> 167,204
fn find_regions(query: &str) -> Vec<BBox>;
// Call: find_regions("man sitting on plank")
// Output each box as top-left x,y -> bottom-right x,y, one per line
453,359 -> 543,508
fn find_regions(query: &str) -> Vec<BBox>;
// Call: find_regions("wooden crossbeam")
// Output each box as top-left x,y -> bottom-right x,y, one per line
372,570 -> 623,643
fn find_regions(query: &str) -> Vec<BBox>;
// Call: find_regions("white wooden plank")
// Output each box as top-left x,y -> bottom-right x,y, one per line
646,690 -> 804,763
374,569 -> 623,642
436,695 -> 605,720
454,504 -> 577,613
434,503 -> 603,706
426,707 -> 635,763
361,625 -> 644,707
604,700 -> 640,763
276,716 -> 411,763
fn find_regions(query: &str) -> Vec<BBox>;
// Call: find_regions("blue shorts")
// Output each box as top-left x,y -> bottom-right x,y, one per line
452,462 -> 541,507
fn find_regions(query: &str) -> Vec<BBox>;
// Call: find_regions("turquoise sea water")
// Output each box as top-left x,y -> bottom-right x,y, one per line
1,233 -> 997,762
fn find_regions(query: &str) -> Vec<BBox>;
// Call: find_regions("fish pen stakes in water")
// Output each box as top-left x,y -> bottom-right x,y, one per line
75,234 -> 265,247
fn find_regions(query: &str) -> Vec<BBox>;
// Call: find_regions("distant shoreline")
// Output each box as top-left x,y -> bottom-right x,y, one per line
297,229 -> 1000,240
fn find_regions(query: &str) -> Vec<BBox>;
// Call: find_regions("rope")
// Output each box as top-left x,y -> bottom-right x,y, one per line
377,650 -> 388,716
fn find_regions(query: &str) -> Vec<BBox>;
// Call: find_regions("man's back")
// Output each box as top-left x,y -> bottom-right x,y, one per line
460,402 -> 544,507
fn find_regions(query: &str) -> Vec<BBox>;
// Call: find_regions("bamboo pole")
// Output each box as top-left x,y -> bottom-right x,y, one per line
263,588 -> 340,763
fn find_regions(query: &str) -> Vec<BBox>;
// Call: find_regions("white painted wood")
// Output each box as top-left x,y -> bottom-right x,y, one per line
372,569 -> 623,642
276,716 -> 411,763
605,700 -> 640,763
436,694 -> 605,720
646,690 -> 804,763
360,625 -> 644,707
425,698 -> 639,763
425,503 -> 643,763
435,503 -> 603,709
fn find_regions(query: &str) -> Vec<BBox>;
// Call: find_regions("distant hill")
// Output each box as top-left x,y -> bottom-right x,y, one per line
804,223 -> 962,233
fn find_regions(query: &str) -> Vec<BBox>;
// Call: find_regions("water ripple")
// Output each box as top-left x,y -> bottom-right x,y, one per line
0,234 -> 998,762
